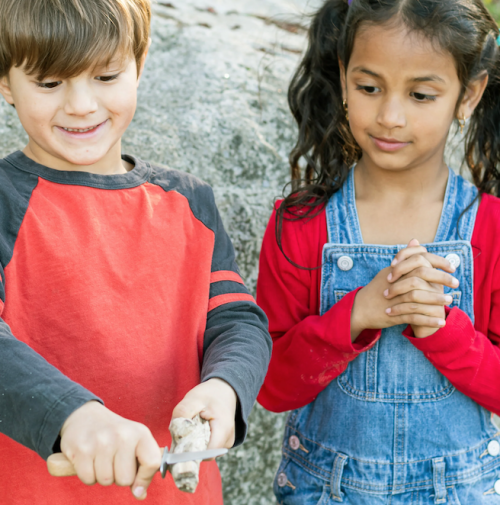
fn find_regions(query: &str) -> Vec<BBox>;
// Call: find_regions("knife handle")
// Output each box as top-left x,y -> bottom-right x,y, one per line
47,448 -> 166,477
47,453 -> 77,477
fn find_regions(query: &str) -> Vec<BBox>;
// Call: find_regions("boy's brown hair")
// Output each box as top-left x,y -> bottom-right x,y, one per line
0,0 -> 151,79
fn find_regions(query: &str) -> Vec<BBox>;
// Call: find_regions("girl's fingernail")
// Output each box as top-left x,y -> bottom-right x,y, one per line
438,319 -> 446,327
384,289 -> 389,297
133,487 -> 145,498
449,265 -> 456,272
445,295 -> 453,303
452,278 -> 459,287
387,273 -> 393,281
391,259 -> 398,266
385,308 -> 391,314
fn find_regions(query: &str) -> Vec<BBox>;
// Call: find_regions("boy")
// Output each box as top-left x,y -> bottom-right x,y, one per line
0,0 -> 271,503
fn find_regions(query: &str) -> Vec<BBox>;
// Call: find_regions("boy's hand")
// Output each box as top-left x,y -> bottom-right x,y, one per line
351,240 -> 458,341
172,378 -> 237,452
385,239 -> 459,338
59,401 -> 161,501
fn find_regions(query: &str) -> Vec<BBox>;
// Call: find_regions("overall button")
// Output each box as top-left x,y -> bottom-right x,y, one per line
277,473 -> 288,488
445,253 -> 461,269
289,436 -> 300,450
494,479 -> 500,495
488,440 -> 500,457
338,256 -> 354,271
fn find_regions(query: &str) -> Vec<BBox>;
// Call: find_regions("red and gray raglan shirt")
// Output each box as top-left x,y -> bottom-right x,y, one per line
0,151 -> 271,505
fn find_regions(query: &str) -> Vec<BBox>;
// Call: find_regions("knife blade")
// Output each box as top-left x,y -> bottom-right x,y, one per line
160,447 -> 228,477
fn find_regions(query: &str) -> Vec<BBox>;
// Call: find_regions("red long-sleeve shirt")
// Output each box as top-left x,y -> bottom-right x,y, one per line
257,194 -> 500,414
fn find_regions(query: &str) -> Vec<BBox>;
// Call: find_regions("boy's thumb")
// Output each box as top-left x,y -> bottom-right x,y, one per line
131,439 -> 162,501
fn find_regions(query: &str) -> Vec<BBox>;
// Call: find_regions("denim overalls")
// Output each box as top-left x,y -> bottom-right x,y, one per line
274,168 -> 500,504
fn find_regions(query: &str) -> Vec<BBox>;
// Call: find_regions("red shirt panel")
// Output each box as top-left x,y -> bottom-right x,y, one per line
0,178 -> 222,504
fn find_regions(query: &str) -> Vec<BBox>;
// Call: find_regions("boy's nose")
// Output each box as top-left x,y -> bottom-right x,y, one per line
63,83 -> 99,116
376,96 -> 406,130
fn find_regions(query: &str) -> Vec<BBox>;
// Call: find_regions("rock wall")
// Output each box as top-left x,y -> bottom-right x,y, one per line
0,1 -> 473,504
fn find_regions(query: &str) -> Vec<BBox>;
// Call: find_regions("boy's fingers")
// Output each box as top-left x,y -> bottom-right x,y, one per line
94,451 -> 115,486
72,453 -> 97,486
131,439 -> 162,500
114,446 -> 137,487
206,418 -> 235,450
172,398 -> 206,421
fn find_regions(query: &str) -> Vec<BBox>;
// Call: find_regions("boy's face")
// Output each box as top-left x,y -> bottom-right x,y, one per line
0,55 -> 145,173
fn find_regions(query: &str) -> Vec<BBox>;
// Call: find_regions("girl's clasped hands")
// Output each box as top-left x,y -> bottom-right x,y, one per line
351,238 -> 459,340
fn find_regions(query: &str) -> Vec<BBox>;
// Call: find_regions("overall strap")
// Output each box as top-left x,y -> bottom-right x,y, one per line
325,168 -> 361,245
433,168 -> 479,243
455,176 -> 479,243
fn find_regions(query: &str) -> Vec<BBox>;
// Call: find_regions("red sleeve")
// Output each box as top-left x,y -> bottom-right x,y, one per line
403,194 -> 500,415
256,205 -> 380,413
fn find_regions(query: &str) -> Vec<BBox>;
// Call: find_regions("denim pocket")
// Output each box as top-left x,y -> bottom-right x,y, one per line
274,456 -> 331,505
334,291 -> 348,304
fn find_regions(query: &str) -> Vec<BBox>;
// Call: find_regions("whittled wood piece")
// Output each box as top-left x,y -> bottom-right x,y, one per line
169,415 -> 210,493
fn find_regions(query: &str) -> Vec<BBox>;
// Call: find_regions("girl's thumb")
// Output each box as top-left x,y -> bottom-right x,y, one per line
408,238 -> 420,247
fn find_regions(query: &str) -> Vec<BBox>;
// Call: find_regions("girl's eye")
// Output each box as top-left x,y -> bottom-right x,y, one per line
36,81 -> 61,89
356,85 -> 381,95
96,74 -> 119,82
411,92 -> 437,102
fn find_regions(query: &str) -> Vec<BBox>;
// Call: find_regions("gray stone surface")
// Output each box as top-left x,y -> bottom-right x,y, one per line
0,1 -> 474,503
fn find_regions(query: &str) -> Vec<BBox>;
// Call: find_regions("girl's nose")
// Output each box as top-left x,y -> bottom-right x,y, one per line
63,82 -> 99,117
376,96 -> 406,130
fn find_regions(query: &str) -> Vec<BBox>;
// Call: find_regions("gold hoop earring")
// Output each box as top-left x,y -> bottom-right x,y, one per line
343,99 -> 349,121
458,115 -> 467,135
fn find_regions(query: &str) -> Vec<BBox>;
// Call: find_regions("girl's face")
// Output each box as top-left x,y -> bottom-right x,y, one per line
343,23 -> 467,173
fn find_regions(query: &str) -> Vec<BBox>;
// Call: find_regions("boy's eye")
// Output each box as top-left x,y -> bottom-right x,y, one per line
411,92 -> 437,102
95,74 -> 120,82
36,81 -> 62,89
356,85 -> 381,94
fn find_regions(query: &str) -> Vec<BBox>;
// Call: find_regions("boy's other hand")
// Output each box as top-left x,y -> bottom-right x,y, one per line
59,401 -> 161,501
172,378 -> 237,452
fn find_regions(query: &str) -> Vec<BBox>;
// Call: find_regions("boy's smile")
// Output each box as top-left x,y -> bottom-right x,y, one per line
0,56 -> 146,175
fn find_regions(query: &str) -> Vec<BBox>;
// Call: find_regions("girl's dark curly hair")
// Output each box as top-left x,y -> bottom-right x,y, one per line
277,0 -> 500,265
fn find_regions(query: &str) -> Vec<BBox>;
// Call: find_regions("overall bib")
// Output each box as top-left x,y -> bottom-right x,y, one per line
274,168 -> 500,504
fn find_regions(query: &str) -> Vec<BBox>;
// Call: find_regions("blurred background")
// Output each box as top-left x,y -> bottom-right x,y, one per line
0,1 -> 499,503
486,0 -> 500,22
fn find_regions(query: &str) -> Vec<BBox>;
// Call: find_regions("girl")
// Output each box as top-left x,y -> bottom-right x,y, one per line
257,0 -> 500,503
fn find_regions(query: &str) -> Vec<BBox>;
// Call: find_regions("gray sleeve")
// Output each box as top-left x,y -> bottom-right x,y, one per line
201,302 -> 271,447
200,201 -> 271,446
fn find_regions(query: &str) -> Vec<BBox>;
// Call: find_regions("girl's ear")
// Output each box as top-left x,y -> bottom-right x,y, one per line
339,59 -> 347,101
0,75 -> 15,106
458,72 -> 489,120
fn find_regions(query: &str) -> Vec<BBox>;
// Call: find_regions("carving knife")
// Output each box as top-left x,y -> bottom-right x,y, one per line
159,447 -> 228,477
47,447 -> 228,478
